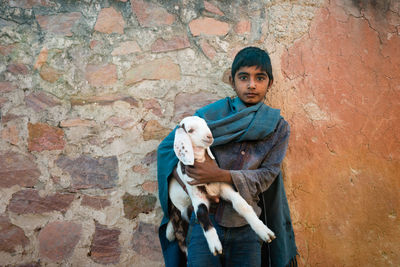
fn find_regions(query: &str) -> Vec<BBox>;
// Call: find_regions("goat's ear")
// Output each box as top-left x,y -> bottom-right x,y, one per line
206,147 -> 215,160
174,127 -> 194,165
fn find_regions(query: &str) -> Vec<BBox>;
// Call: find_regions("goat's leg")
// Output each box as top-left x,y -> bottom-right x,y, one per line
220,184 -> 276,243
190,190 -> 222,256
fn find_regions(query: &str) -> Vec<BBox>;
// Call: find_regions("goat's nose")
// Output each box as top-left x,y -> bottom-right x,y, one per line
207,134 -> 213,140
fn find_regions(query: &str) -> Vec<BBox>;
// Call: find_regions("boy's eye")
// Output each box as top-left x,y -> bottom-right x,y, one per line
238,76 -> 248,80
257,76 -> 266,81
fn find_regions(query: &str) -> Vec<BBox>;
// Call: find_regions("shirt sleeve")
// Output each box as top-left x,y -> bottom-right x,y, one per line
230,118 -> 290,204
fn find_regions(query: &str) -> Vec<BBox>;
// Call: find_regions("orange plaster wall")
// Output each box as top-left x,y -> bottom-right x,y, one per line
280,0 -> 400,265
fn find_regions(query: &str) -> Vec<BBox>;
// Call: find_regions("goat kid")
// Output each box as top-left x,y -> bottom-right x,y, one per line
166,116 -> 276,256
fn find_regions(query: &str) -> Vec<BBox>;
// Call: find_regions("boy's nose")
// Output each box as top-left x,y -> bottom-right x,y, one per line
248,78 -> 256,89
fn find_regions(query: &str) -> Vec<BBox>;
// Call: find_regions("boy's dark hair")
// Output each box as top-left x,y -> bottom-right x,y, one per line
231,47 -> 273,87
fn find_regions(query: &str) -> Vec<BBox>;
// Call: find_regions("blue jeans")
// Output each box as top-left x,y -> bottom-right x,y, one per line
186,214 -> 261,267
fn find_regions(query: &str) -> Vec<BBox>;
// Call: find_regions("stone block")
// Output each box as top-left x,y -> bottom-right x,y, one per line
36,12 -> 81,36
39,64 -> 62,83
204,1 -> 224,16
28,122 -> 65,152
0,152 -> 40,188
8,189 -> 75,214
60,119 -> 96,128
125,57 -> 181,85
90,221 -> 121,264
151,35 -> 190,53
0,215 -> 29,253
38,221 -> 82,262
234,20 -> 251,34
131,222 -> 162,261
85,64 -> 117,87
25,92 -> 61,112
56,155 -> 119,190
94,7 -> 125,34
0,82 -> 17,93
70,94 -> 138,107
143,99 -> 163,117
105,116 -> 136,129
7,63 -> 30,75
173,91 -> 219,121
111,41 -> 141,56
81,195 -> 111,210
141,181 -> 158,193
142,120 -> 171,141
1,125 -> 19,145
34,47 -> 48,70
131,0 -> 175,27
122,193 -> 157,220
189,17 -> 229,36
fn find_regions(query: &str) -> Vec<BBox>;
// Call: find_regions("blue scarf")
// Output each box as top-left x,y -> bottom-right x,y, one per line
157,97 -> 297,267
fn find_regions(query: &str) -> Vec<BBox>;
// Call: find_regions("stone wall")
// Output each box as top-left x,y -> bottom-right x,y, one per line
0,0 -> 399,266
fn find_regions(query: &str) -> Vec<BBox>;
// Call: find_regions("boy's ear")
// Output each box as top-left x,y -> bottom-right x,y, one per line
229,75 -> 234,88
268,79 -> 273,88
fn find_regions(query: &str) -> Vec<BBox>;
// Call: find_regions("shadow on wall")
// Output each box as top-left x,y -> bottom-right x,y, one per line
351,0 -> 392,12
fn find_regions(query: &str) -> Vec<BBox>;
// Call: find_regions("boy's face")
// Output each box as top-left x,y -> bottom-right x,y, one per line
230,66 -> 270,106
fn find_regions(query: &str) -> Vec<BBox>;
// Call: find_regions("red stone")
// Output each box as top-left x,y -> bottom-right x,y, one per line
234,20 -> 251,34
199,39 -> 217,60
34,47 -> 48,69
132,165 -> 149,175
0,82 -> 17,93
1,125 -> 19,145
111,41 -> 141,56
7,63 -> 30,75
8,189 -> 75,214
60,118 -> 96,128
38,221 -> 82,262
0,215 -> 29,253
141,181 -> 158,193
39,64 -> 62,83
105,116 -> 136,129
151,35 -> 190,53
90,221 -> 121,264
131,0 -> 175,27
0,152 -> 40,188
85,64 -> 118,87
28,122 -> 65,152
142,120 -> 171,141
131,222 -> 162,261
81,195 -> 111,210
189,17 -> 230,36
94,7 -> 125,34
0,44 -> 15,56
56,155 -> 119,190
36,12 -> 81,36
25,91 -> 60,112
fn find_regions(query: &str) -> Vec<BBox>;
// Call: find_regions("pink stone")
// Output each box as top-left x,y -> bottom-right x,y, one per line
189,17 -> 230,36
28,122 -> 65,152
60,118 -> 96,128
151,35 -> 190,53
1,125 -> 19,145
141,181 -> 158,193
125,57 -> 181,85
85,64 -> 118,87
111,41 -> 141,56
0,152 -> 40,188
0,215 -> 29,253
94,7 -> 125,34
142,120 -> 171,141
90,221 -> 121,264
105,116 -> 136,129
34,47 -> 48,69
81,195 -> 111,210
8,189 -> 75,214
0,44 -> 15,56
131,0 -> 175,27
9,0 -> 56,8
204,1 -> 224,16
143,99 -> 163,116
132,165 -> 149,175
36,12 -> 81,36
0,82 -> 17,93
25,91 -> 61,112
7,63 -> 30,75
199,39 -> 217,60
234,20 -> 251,34
173,91 -> 219,121
38,221 -> 82,262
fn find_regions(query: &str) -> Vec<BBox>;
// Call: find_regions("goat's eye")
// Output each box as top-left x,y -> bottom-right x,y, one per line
187,129 -> 194,133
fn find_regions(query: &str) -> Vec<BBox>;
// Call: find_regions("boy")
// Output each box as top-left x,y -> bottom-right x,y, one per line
157,47 -> 297,267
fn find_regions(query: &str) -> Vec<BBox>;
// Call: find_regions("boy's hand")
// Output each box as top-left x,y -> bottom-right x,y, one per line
185,153 -> 232,185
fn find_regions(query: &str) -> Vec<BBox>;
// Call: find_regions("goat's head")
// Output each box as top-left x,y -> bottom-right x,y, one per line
174,116 -> 214,165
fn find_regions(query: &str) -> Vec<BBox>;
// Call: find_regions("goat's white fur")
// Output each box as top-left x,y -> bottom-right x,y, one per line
167,116 -> 275,256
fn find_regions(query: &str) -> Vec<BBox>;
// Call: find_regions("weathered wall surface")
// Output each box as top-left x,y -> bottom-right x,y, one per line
0,0 -> 398,266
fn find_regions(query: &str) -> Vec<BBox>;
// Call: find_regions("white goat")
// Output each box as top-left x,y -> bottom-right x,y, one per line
166,116 -> 276,256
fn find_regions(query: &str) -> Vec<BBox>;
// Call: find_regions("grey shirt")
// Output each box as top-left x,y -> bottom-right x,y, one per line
211,118 -> 290,227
